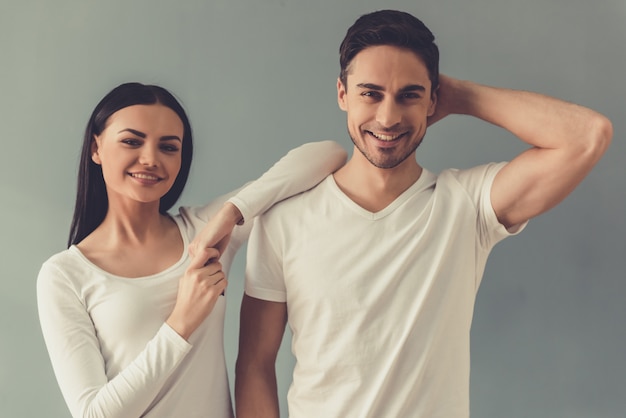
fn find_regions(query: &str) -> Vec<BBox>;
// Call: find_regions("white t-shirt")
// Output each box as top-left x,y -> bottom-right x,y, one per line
37,141 -> 346,418
245,163 -> 526,418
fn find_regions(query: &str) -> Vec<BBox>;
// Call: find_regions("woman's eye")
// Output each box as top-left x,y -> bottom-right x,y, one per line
121,139 -> 141,146
161,144 -> 180,152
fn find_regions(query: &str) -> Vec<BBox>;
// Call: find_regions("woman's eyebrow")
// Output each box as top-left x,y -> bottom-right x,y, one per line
118,128 -> 146,137
118,128 -> 181,142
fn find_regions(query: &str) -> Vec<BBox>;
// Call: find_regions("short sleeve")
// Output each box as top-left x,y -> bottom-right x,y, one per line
449,162 -> 527,250
244,213 -> 287,302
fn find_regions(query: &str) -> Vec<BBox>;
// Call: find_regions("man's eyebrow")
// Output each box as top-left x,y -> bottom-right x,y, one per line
118,128 -> 181,142
399,84 -> 426,93
356,83 -> 384,91
355,83 -> 427,93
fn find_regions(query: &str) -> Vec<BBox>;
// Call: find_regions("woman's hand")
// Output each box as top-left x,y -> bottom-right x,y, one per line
189,202 -> 243,260
166,247 -> 228,340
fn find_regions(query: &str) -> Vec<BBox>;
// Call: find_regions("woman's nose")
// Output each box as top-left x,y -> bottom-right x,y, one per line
138,145 -> 158,167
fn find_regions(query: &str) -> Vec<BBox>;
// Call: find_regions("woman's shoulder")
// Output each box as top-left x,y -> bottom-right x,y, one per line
41,247 -> 80,270
37,247 -> 90,292
38,246 -> 103,282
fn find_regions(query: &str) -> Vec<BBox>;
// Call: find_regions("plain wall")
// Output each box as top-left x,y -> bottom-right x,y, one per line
1,0 -> 624,417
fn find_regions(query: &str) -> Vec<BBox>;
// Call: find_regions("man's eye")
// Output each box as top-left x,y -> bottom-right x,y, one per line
401,93 -> 421,100
361,91 -> 382,100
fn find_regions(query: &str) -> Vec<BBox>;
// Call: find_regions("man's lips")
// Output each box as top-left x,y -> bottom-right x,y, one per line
369,131 -> 403,141
365,130 -> 408,146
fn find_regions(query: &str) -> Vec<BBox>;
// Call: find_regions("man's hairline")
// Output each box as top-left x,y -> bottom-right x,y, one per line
340,45 -> 437,96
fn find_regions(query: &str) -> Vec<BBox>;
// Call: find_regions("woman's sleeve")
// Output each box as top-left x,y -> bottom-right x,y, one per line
36,261 -> 191,418
227,140 -> 346,223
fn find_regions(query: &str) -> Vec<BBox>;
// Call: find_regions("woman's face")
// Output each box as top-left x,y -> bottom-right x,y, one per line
91,104 -> 184,209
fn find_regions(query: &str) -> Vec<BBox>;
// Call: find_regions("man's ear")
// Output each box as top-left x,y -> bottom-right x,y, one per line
337,78 -> 348,111
428,84 -> 438,117
91,135 -> 102,165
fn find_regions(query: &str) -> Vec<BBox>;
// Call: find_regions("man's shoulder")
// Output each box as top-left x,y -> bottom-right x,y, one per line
436,162 -> 507,189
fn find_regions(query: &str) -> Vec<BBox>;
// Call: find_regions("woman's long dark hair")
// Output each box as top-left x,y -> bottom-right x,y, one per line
67,82 -> 194,247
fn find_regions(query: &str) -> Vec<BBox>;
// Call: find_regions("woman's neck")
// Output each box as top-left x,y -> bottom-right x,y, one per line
75,203 -> 183,278
97,200 -> 169,244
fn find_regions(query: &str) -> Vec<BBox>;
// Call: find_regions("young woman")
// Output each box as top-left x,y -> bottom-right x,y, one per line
36,82 -> 346,418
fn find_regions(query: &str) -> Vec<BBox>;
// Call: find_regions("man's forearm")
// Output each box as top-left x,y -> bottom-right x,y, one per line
441,76 -> 611,152
235,362 -> 280,418
432,75 -> 611,227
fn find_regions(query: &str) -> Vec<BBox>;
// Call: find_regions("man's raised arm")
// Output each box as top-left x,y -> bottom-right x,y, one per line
430,75 -> 613,229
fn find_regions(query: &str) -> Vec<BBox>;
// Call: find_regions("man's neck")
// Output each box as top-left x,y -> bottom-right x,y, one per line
333,151 -> 423,213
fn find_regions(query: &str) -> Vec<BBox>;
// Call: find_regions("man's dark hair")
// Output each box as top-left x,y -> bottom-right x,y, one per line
339,10 -> 439,94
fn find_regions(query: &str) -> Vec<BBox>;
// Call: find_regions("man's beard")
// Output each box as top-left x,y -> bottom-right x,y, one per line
349,130 -> 424,169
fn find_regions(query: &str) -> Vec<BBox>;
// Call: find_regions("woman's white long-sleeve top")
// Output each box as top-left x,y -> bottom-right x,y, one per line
37,141 -> 346,418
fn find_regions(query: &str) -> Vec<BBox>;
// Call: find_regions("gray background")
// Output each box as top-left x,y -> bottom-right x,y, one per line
1,0 -> 624,417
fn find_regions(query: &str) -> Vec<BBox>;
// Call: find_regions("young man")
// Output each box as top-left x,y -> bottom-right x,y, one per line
234,10 -> 612,418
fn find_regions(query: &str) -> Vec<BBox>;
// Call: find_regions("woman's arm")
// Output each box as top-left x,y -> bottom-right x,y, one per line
228,140 -> 346,222
190,140 -> 346,259
37,256 -> 220,418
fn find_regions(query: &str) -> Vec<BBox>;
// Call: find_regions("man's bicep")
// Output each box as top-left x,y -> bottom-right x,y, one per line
245,213 -> 287,297
241,211 -> 288,360
238,294 -> 287,362
236,295 -> 286,417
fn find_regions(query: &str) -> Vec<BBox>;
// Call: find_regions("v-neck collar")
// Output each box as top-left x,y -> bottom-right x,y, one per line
326,169 -> 436,220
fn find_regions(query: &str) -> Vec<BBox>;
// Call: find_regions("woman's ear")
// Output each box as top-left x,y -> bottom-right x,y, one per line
91,135 -> 102,165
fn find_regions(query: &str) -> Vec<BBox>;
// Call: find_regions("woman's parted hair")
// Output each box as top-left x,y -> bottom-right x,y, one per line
67,82 -> 193,247
339,10 -> 439,94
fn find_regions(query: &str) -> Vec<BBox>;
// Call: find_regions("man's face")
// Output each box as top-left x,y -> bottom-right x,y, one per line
337,45 -> 437,170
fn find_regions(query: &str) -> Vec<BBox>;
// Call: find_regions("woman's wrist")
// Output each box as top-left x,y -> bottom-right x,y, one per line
166,315 -> 192,341
221,202 -> 244,225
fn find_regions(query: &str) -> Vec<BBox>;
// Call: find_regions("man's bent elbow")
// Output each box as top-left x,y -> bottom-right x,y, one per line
585,113 -> 613,162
